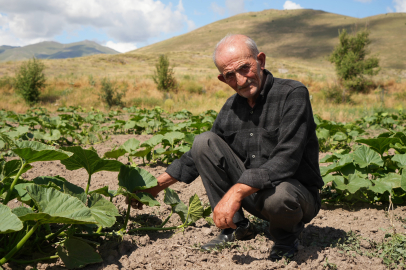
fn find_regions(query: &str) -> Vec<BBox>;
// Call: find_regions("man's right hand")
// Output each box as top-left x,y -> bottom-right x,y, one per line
125,172 -> 178,210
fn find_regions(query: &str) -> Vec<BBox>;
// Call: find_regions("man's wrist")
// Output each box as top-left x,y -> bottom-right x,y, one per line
229,183 -> 259,201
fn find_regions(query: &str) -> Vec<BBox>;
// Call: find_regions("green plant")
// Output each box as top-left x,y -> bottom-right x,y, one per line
99,78 -> 126,108
14,58 -> 46,105
329,29 -> 380,92
322,84 -> 352,104
152,54 -> 177,92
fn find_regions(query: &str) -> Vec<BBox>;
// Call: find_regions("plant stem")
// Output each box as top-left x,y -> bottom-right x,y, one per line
158,210 -> 173,228
9,255 -> 59,264
4,160 -> 27,205
85,174 -> 92,194
96,226 -> 103,234
45,224 -> 71,242
122,201 -> 132,230
127,225 -> 182,233
0,222 -> 40,265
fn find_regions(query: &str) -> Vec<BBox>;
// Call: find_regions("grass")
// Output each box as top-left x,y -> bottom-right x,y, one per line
0,54 -> 405,121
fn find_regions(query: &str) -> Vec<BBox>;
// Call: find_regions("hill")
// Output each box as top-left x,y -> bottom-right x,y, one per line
0,40 -> 119,62
134,9 -> 406,69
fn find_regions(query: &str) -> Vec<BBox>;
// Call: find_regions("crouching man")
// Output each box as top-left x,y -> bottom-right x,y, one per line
128,34 -> 323,261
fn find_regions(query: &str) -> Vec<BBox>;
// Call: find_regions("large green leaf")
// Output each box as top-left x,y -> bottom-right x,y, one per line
14,183 -> 33,204
33,176 -> 87,204
187,194 -> 204,223
12,206 -> 34,217
126,192 -> 160,207
57,238 -> 102,269
121,138 -> 140,153
369,173 -> 402,194
61,146 -> 123,176
333,174 -> 370,194
88,193 -> 119,228
353,145 -> 384,168
118,165 -> 158,192
22,185 -> 96,224
103,148 -> 127,160
401,172 -> 406,192
392,154 -> 406,169
332,132 -> 347,142
140,134 -> 163,148
89,186 -> 118,199
0,204 -> 23,234
0,159 -> 32,182
163,132 -> 185,146
164,188 -> 181,206
356,137 -> 400,156
12,141 -> 73,163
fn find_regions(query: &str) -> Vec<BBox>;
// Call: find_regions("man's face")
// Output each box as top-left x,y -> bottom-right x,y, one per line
216,43 -> 266,103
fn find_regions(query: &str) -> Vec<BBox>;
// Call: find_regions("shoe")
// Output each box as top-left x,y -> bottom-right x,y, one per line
200,219 -> 255,251
269,238 -> 299,261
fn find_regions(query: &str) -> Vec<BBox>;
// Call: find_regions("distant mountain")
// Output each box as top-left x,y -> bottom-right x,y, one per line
0,40 -> 119,62
134,9 -> 406,69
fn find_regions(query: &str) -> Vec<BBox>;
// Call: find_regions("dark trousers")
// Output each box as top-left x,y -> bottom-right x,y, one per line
191,131 -> 319,245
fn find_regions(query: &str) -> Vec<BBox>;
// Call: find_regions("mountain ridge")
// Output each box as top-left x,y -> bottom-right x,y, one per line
133,9 -> 406,69
0,40 -> 118,62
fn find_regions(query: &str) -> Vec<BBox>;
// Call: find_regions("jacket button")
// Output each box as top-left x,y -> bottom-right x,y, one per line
250,133 -> 253,136
252,155 -> 255,158
250,111 -> 253,114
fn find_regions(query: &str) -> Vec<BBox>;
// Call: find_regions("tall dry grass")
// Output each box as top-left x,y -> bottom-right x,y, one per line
0,53 -> 405,121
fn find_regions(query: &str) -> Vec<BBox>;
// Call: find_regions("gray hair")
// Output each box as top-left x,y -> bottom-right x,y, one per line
212,34 -> 259,68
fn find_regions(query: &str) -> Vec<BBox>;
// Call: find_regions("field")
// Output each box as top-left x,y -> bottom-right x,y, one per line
0,107 -> 406,270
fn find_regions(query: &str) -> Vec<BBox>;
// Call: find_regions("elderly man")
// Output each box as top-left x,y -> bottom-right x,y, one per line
129,34 -> 323,261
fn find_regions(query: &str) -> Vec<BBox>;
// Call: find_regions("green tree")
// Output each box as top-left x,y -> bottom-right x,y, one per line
99,78 -> 126,108
152,54 -> 177,92
14,58 -> 46,104
329,29 -> 380,92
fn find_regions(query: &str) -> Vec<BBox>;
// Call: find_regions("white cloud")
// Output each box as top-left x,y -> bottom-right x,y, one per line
211,2 -> 226,16
387,7 -> 394,13
393,0 -> 406,12
0,0 -> 193,46
283,1 -> 303,10
225,0 -> 246,15
105,41 -> 137,53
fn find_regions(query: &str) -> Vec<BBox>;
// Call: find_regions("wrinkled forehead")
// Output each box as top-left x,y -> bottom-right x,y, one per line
215,43 -> 254,67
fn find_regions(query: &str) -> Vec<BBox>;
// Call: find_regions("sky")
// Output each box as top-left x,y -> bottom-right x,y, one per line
0,0 -> 405,53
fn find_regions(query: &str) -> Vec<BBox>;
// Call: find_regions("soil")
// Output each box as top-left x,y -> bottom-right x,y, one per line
3,134 -> 406,270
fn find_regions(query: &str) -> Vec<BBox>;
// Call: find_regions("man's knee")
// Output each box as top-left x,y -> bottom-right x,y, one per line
256,182 -> 303,223
192,131 -> 219,156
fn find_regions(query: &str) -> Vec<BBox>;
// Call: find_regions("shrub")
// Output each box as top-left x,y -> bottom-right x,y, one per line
182,80 -> 204,94
152,54 -> 177,92
14,58 -> 46,104
322,84 -> 352,104
99,78 -> 126,108
329,29 -> 380,93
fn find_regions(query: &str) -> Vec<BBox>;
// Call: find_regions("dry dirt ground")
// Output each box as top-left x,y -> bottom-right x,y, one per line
3,134 -> 406,270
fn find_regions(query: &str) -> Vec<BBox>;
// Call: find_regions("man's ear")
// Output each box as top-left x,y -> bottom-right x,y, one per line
257,52 -> 266,70
217,74 -> 227,83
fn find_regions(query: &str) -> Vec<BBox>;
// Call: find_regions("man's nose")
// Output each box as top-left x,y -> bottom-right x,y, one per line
235,72 -> 247,86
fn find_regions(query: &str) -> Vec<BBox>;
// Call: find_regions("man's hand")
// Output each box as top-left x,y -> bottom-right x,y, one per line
125,172 -> 178,210
213,183 -> 259,229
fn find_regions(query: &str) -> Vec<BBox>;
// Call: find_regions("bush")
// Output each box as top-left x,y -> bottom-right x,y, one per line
322,84 -> 352,104
152,55 -> 177,92
329,29 -> 380,92
99,78 -> 126,108
182,80 -> 204,94
14,58 -> 46,104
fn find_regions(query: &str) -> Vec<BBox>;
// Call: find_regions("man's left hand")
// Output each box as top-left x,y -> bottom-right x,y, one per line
212,183 -> 259,229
